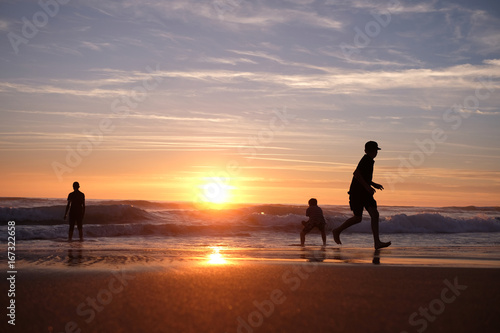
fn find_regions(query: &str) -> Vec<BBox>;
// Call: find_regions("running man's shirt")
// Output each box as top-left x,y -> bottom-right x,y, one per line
349,154 -> 374,196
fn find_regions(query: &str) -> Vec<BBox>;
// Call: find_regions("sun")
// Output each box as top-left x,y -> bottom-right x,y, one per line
196,176 -> 235,208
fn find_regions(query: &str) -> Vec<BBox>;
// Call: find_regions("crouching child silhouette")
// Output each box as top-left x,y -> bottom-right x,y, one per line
300,198 -> 326,246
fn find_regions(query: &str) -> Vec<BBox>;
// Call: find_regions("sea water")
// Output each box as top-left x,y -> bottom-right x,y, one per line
1,198 -> 500,268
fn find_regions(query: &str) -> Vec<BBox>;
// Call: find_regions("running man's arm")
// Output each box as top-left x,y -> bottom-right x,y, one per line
353,169 -> 375,195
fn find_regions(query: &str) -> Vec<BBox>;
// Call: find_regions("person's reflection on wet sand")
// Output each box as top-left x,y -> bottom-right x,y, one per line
67,248 -> 84,266
298,248 -> 383,265
372,249 -> 381,265
331,248 -> 343,262
300,247 -> 326,262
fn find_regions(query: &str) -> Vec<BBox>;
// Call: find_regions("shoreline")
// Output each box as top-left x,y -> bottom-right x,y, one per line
8,243 -> 500,270
6,261 -> 500,333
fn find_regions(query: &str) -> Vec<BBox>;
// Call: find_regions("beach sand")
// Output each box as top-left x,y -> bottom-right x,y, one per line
6,258 -> 500,333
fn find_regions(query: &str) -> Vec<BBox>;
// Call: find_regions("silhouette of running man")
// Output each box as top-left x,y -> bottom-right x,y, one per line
332,141 -> 391,250
64,181 -> 85,241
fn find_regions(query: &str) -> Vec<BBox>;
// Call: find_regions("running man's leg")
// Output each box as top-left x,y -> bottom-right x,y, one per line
333,195 -> 363,245
366,206 -> 391,249
332,215 -> 362,245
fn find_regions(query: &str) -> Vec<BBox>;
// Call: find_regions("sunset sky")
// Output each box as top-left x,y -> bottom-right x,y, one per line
1,0 -> 499,207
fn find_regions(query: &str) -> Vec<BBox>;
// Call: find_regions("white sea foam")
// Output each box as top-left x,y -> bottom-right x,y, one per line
1,198 -> 499,240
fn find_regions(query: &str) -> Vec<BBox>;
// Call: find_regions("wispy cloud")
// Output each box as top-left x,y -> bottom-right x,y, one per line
199,56 -> 257,65
1,59 -> 499,99
4,109 -> 239,123
0,82 -> 125,98
79,41 -> 115,52
0,19 -> 10,31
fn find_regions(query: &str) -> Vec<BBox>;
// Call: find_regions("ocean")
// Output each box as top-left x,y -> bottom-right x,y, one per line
2,197 -> 500,268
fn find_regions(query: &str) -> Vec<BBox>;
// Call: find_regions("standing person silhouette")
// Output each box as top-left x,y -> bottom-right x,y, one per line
64,181 -> 85,241
332,141 -> 391,250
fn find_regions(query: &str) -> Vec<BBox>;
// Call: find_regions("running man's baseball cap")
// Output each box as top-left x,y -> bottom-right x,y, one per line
365,141 -> 381,151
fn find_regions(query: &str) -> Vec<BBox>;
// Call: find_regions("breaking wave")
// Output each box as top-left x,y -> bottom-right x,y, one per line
1,199 -> 499,240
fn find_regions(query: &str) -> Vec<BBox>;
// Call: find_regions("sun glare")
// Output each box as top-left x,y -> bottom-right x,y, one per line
196,176 -> 235,208
207,247 -> 227,265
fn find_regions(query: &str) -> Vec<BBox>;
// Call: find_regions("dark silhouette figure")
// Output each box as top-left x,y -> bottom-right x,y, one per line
64,181 -> 85,241
300,198 -> 327,246
332,141 -> 391,250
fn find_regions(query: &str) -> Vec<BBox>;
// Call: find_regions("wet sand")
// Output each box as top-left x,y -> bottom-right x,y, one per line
6,261 -> 500,333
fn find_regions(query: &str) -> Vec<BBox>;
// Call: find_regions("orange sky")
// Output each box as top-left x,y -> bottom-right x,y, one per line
1,146 -> 499,207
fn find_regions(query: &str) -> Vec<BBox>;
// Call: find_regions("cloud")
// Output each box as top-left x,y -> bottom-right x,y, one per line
0,19 -> 10,31
84,0 -> 343,30
320,47 -> 423,68
199,56 -> 257,65
243,156 -> 352,167
27,44 -> 83,57
283,0 -> 315,5
388,1 -> 438,14
1,58 -> 499,100
468,10 -> 500,55
463,110 -> 500,116
0,82 -> 125,98
5,109 -> 238,123
228,49 -> 337,73
79,41 -> 114,51
326,0 -> 437,14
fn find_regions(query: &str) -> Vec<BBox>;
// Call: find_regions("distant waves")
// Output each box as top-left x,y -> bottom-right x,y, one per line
1,200 -> 500,241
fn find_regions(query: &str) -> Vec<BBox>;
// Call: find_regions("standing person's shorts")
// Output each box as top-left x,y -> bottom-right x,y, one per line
301,220 -> 325,234
69,214 -> 83,230
349,191 -> 377,217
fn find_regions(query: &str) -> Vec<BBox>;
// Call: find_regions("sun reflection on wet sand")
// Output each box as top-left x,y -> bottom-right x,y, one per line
207,246 -> 227,265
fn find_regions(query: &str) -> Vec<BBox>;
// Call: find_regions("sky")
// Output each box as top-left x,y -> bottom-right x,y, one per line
1,0 -> 499,207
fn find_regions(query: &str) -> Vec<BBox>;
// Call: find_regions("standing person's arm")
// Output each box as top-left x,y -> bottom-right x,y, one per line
64,199 -> 70,220
82,195 -> 85,218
